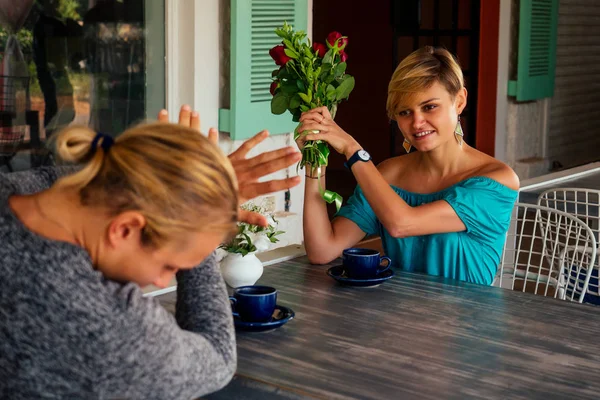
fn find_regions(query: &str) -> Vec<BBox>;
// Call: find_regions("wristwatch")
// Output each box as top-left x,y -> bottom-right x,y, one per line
344,149 -> 371,169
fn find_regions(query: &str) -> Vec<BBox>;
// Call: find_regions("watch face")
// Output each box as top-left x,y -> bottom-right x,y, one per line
358,150 -> 370,161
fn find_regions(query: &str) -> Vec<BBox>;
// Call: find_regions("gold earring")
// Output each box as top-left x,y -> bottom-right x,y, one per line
402,138 -> 412,153
455,116 -> 464,146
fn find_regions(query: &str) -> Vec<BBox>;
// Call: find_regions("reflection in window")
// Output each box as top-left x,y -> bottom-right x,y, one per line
0,0 -> 165,172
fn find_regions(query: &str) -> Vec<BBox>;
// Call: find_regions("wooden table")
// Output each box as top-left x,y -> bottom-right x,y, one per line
159,256 -> 600,399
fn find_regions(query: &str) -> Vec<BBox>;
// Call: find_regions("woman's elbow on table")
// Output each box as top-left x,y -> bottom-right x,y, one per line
383,219 -> 411,239
209,357 -> 237,393
184,350 -> 237,398
306,250 -> 338,265
388,227 -> 409,239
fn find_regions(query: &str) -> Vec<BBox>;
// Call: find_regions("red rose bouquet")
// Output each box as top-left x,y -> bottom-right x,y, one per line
269,22 -> 355,210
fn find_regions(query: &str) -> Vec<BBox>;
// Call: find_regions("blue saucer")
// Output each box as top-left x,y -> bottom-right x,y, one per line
327,265 -> 395,287
233,305 -> 295,332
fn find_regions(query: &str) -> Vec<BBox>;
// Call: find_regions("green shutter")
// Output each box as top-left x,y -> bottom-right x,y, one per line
219,0 -> 308,139
507,0 -> 559,101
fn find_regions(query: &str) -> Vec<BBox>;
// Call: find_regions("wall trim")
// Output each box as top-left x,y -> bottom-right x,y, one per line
165,0 -> 179,116
476,0 -> 501,157
494,0 -> 512,162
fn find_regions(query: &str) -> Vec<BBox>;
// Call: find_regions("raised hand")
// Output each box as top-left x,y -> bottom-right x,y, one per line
296,106 -> 361,158
157,106 -> 301,227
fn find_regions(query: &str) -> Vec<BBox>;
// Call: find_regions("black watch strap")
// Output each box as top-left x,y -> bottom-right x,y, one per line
344,149 -> 371,169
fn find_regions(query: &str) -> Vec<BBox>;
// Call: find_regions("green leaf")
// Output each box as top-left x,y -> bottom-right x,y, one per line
316,86 -> 324,99
284,48 -> 299,59
335,76 -> 355,101
334,62 -> 347,78
281,82 -> 298,95
271,93 -> 289,115
272,69 -> 280,78
297,80 -> 306,91
316,141 -> 330,163
278,69 -> 291,80
326,84 -> 336,101
300,105 -> 309,112
292,110 -> 302,122
290,94 -> 302,110
283,39 -> 294,49
323,49 -> 334,64
319,63 -> 332,80
298,92 -> 311,104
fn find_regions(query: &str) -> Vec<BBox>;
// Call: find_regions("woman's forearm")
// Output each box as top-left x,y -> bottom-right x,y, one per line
348,159 -> 414,238
302,168 -> 339,263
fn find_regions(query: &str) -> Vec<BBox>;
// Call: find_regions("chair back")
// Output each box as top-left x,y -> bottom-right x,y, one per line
496,203 -> 597,303
538,188 -> 600,302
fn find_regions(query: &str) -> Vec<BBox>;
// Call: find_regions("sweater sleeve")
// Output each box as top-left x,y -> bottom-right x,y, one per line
90,253 -> 236,399
2,166 -> 78,195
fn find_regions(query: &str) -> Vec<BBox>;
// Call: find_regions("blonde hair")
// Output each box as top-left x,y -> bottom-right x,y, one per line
386,46 -> 464,119
53,122 -> 239,247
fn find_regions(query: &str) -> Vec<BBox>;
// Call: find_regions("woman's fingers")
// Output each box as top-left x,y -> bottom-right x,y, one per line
238,209 -> 268,227
297,121 -> 324,134
235,151 -> 301,184
229,130 -> 269,161
320,106 -> 333,120
208,128 -> 218,145
157,109 -> 169,122
178,105 -> 192,127
190,111 -> 201,132
239,177 -> 302,203
302,133 -> 327,142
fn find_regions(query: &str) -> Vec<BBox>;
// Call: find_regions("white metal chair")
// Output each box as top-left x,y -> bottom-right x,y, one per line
495,203 -> 597,303
537,188 -> 600,304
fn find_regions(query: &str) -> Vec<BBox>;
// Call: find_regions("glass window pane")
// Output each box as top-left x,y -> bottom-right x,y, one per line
0,0 -> 165,172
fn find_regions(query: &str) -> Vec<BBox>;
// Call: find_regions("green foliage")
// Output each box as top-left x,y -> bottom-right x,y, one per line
269,22 -> 355,176
57,0 -> 83,20
219,203 -> 284,257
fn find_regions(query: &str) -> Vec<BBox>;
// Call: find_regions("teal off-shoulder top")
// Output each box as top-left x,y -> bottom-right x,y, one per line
335,177 -> 518,285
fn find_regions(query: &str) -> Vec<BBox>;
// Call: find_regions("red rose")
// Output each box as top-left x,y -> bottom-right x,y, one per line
270,81 -> 278,95
326,31 -> 342,47
326,32 -> 348,50
269,45 -> 292,66
340,51 -> 348,62
313,42 -> 327,57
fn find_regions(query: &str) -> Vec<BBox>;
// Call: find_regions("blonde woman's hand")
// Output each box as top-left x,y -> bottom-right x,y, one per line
157,105 -> 201,130
158,106 -> 302,227
297,106 -> 361,159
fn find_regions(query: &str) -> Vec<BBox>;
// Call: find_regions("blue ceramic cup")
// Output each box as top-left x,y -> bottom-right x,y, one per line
229,285 -> 277,322
342,248 -> 392,279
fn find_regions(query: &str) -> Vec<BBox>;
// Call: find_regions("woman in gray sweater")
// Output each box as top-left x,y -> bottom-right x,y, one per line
0,108 -> 301,399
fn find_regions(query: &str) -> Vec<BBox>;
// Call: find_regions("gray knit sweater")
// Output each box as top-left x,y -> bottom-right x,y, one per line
0,167 -> 236,399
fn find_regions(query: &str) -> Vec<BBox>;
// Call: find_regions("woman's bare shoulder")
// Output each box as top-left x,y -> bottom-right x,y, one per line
472,151 -> 520,191
377,153 -> 418,183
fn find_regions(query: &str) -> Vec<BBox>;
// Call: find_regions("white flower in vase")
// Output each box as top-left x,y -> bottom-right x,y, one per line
218,203 -> 284,288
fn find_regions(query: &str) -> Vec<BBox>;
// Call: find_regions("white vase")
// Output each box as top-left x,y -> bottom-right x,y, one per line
220,252 -> 264,288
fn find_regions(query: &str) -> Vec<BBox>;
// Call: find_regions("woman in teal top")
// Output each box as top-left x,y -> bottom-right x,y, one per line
297,47 -> 519,285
